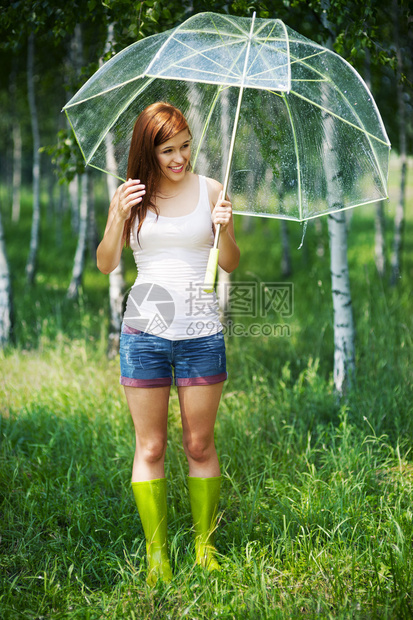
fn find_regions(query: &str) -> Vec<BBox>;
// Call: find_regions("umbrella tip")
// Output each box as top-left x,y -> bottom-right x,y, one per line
298,221 -> 308,250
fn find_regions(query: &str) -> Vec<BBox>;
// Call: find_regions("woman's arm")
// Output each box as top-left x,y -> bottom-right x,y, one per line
96,179 -> 145,274
207,178 -> 240,273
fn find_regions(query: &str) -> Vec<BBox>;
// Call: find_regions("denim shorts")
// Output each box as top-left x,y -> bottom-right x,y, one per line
119,324 -> 227,388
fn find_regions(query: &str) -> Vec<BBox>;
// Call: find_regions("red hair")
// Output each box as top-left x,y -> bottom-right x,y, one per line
124,102 -> 190,246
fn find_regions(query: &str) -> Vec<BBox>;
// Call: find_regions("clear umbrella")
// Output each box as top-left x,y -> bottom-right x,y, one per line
63,11 -> 390,288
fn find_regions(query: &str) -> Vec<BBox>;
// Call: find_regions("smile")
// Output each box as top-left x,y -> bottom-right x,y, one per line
169,165 -> 184,173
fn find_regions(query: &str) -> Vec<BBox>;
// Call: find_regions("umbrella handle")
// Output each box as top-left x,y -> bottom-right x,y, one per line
202,224 -> 221,293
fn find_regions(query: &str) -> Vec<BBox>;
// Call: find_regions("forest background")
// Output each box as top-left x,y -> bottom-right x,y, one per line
0,1 -> 412,618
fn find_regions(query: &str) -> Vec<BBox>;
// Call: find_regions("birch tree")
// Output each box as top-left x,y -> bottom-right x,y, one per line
67,172 -> 89,299
66,25 -> 90,300
322,97 -> 356,393
321,0 -> 356,394
101,23 -> 126,357
327,213 -> 356,393
105,169 -> 125,358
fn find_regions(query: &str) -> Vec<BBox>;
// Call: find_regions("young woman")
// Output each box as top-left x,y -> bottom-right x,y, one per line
97,102 -> 239,585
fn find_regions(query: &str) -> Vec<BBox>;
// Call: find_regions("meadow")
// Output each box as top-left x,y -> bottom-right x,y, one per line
1,161 -> 412,619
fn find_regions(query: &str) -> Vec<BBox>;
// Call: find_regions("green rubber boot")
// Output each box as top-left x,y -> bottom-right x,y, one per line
187,476 -> 221,572
131,478 -> 172,586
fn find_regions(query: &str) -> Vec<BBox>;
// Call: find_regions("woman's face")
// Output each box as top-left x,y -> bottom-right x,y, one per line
155,128 -> 191,183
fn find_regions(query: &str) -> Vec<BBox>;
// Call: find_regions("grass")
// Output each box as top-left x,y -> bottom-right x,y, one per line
1,166 -> 413,618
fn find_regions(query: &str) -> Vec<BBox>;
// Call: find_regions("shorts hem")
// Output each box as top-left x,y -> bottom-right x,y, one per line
176,372 -> 227,387
120,376 -> 172,388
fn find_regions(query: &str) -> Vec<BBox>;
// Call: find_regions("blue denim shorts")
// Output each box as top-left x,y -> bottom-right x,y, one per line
120,324 -> 227,388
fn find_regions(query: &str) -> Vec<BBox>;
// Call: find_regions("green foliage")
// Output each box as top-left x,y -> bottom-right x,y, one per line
41,129 -> 87,184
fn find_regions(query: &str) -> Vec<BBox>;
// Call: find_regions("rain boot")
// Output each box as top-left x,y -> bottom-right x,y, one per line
187,475 -> 221,572
131,478 -> 172,586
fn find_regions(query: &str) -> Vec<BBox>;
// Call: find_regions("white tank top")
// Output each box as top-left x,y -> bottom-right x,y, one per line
124,175 -> 222,340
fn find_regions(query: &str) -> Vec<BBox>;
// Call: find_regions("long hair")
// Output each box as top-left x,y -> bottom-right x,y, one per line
124,102 -> 190,246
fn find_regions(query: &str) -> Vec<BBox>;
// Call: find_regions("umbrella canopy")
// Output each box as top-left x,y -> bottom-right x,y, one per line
63,11 -> 390,222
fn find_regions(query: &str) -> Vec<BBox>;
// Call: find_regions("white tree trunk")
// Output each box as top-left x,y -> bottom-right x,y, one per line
0,207 -> 12,347
328,212 -> 355,394
106,168 -> 125,358
107,262 -> 125,359
323,127 -> 356,393
320,2 -> 356,394
25,31 -> 41,285
103,23 -> 126,358
67,173 -> 89,299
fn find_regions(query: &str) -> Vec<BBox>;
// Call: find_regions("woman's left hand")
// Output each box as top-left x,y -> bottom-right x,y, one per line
212,191 -> 233,232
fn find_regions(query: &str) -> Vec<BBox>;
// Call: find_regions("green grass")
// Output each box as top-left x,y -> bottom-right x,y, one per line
1,169 -> 413,618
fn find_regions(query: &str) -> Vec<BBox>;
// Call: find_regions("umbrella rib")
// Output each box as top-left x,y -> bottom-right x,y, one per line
221,13 -> 257,198
256,48 -> 327,82
84,76 -> 157,164
286,43 -> 389,192
245,20 -> 288,80
164,36 -> 244,79
290,87 -> 389,196
62,37 -> 330,110
287,89 -> 389,146
144,19 -> 187,76
233,194 -> 388,222
208,13 -> 251,38
182,15 -> 286,41
87,161 -> 126,182
180,27 -> 247,40
331,49 -> 390,145
192,85 -> 226,170
244,45 -> 326,83
324,81 -> 390,192
166,28 -> 251,88
65,112 -> 88,166
287,46 -> 390,193
157,65 -> 239,82
299,196 -> 389,222
191,24 -> 255,169
281,93 -> 303,220
172,12 -> 253,71
63,74 -> 149,108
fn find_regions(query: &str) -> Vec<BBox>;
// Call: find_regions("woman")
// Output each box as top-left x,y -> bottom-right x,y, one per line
97,102 -> 240,585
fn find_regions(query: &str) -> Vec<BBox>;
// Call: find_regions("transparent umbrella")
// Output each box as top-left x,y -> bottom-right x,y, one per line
63,11 -> 390,289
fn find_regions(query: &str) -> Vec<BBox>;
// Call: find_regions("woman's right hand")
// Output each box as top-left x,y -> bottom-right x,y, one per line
117,178 -> 146,220
97,178 -> 145,274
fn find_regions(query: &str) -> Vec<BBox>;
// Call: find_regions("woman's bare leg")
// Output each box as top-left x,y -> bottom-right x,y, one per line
124,385 -> 170,482
178,383 -> 223,478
